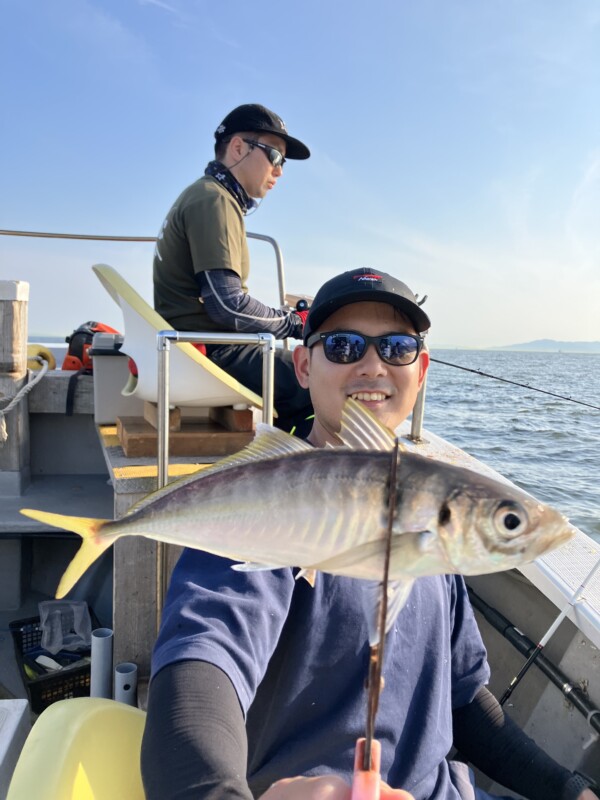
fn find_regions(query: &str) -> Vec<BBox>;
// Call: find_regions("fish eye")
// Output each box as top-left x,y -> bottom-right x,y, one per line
493,501 -> 529,538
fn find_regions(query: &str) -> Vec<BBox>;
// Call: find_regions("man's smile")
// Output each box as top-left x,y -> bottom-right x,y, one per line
348,391 -> 390,402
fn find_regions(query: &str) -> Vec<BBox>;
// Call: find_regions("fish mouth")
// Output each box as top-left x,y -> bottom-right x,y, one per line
547,518 -> 577,550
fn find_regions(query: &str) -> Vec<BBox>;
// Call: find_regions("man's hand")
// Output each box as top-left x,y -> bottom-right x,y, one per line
579,790 -> 599,800
260,774 -> 414,799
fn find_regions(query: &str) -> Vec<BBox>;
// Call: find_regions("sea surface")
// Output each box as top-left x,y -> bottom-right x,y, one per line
422,350 -> 600,544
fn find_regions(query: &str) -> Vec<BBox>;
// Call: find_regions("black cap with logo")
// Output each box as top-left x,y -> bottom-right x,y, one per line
303,268 -> 430,342
214,104 -> 310,160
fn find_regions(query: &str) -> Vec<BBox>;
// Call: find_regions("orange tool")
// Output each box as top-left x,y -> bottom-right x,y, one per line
351,738 -> 382,799
351,438 -> 400,800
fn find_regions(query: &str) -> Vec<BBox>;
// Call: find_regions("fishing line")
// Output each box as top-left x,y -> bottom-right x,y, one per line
2,228 -> 598,411
430,358 -> 600,411
363,437 -> 399,771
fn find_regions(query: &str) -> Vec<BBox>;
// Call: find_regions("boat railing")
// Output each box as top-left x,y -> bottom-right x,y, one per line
409,376 -> 427,442
155,330 -> 276,489
154,329 -> 276,620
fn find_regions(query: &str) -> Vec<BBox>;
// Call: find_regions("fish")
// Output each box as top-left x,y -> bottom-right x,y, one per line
20,399 -> 573,643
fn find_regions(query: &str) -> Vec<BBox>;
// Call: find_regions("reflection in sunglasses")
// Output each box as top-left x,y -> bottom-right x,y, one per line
306,331 -> 424,366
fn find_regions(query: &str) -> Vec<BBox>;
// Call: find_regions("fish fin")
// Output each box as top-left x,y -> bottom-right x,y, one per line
385,579 -> 415,633
338,398 -> 399,452
231,561 -> 285,572
254,424 -> 314,455
308,539 -> 386,574
309,525 -> 433,577
362,578 -> 415,646
126,425 -> 313,515
296,568 -> 317,587
19,509 -> 111,599
231,563 -> 318,586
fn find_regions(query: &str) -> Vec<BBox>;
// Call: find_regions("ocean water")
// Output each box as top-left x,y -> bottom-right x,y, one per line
422,350 -> 600,544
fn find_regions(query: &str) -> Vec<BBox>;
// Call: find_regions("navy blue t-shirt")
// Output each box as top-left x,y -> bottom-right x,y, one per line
152,550 -> 490,799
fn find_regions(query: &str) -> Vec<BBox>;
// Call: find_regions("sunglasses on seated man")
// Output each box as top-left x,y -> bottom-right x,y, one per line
242,138 -> 286,168
306,331 -> 424,366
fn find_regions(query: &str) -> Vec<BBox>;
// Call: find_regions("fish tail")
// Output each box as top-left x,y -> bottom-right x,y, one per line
20,508 -> 112,598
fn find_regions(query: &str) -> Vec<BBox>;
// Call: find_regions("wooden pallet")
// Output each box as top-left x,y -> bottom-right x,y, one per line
116,416 -> 253,458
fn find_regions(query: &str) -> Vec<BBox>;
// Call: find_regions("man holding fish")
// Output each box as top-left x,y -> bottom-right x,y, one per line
135,268 -> 594,800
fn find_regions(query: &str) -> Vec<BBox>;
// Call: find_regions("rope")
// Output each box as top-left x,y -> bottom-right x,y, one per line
0,357 -> 50,445
430,357 -> 600,411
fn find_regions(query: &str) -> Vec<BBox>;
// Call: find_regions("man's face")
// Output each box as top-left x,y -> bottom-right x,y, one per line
293,301 -> 430,447
228,133 -> 286,198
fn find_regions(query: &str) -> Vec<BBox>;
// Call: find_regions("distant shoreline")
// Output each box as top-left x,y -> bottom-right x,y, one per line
434,339 -> 600,354
28,336 -> 600,355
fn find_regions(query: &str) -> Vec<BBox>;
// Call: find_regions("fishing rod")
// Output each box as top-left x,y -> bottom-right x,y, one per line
431,358 -> 600,411
497,555 -> 600,707
468,586 -> 600,744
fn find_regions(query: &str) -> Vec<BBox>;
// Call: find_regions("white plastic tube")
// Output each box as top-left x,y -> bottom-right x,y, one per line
114,661 -> 138,706
90,628 -> 113,698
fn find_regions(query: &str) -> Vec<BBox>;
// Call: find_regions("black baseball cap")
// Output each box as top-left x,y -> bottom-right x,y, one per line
303,268 -> 431,342
214,103 -> 310,160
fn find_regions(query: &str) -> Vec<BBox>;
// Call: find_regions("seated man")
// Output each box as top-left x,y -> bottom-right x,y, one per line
153,102 -> 312,432
142,268 -> 597,800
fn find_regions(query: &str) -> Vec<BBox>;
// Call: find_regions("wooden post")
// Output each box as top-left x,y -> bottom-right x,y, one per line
0,281 -> 28,374
112,489 -> 182,680
0,281 -> 30,495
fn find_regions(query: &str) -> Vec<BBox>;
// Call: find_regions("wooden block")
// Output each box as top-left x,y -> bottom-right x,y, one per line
209,406 -> 253,432
116,416 -> 253,458
143,400 -> 181,431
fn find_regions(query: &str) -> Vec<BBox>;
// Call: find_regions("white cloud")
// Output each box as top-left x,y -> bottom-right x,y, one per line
139,0 -> 179,14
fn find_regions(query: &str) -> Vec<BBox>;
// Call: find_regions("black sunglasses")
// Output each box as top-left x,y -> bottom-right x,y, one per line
306,330 -> 424,366
243,138 -> 286,168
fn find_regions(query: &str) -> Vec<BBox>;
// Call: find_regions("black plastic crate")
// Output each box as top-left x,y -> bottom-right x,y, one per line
9,616 -> 91,714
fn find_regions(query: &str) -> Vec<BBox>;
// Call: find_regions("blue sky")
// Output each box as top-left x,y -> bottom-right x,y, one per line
1,0 -> 599,347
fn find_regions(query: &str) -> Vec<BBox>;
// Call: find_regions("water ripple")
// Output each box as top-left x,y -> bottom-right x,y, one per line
425,350 -> 600,543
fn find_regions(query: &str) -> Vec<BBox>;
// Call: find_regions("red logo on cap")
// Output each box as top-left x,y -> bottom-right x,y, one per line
353,273 -> 382,282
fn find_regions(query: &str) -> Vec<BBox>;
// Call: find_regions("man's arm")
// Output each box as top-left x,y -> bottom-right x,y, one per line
196,269 -> 306,339
453,686 -> 598,800
141,660 -> 252,800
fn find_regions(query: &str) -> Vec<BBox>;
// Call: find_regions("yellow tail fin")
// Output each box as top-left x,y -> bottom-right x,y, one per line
20,509 -> 112,598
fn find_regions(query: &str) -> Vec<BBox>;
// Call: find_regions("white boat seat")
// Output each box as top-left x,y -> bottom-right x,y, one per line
92,264 -> 263,411
6,698 -> 146,800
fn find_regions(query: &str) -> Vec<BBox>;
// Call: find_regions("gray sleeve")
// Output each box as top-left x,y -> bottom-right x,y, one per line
196,269 -> 304,339
141,660 -> 252,800
453,686 -> 579,800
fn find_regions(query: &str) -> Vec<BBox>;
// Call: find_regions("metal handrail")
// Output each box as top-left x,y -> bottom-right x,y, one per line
0,226 -> 288,305
247,232 -> 287,307
156,330 -> 276,488
247,232 -> 291,351
154,329 -> 276,625
409,377 -> 428,442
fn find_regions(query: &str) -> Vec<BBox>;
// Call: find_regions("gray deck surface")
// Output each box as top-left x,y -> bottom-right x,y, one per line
1,474 -> 114,534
